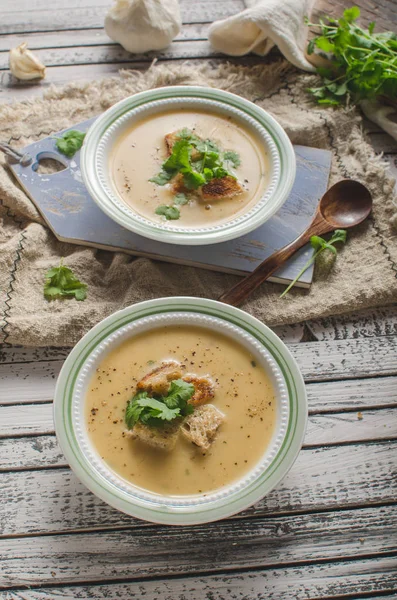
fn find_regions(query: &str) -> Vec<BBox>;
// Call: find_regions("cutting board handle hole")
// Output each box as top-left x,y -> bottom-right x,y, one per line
33,152 -> 69,175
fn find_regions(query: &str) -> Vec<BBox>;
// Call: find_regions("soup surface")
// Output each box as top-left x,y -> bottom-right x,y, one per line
110,109 -> 270,228
86,325 -> 277,496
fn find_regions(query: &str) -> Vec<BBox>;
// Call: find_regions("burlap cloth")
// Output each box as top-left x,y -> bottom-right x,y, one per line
1,60 -> 396,347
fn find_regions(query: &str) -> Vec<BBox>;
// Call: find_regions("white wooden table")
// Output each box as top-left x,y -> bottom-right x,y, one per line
1,0 -> 397,597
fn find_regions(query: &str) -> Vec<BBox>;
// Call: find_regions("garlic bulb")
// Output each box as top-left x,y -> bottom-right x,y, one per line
9,43 -> 46,80
104,0 -> 181,54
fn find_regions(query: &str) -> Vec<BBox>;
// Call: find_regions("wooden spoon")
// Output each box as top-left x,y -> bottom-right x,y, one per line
218,180 -> 372,307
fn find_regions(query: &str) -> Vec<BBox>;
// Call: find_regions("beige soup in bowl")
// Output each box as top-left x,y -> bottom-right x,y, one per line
86,324 -> 277,496
109,109 -> 270,228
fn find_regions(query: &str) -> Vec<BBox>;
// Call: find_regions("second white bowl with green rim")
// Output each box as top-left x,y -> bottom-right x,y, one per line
81,86 -> 296,245
54,297 -> 307,526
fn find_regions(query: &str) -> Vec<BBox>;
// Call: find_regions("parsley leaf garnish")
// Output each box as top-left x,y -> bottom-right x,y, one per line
280,229 -> 347,298
155,205 -> 181,220
55,130 -> 86,158
125,378 -> 195,429
223,150 -> 241,168
149,170 -> 173,186
44,260 -> 87,301
174,193 -> 189,205
306,8 -> 397,107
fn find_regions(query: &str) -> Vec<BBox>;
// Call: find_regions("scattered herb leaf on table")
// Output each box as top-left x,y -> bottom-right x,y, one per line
306,7 -> 397,107
44,260 -> 87,301
280,229 -> 347,298
55,130 -> 86,158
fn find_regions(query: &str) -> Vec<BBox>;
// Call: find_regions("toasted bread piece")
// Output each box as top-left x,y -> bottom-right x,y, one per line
165,131 -> 201,160
127,421 -> 180,451
183,374 -> 215,406
170,173 -> 190,195
137,360 -> 184,396
200,176 -> 243,201
181,404 -> 224,450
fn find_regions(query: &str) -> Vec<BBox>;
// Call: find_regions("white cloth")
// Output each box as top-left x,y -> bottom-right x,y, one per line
104,0 -> 181,54
208,0 -> 316,72
361,99 -> 397,143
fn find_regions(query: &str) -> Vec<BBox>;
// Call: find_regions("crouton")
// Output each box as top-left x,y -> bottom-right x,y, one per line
170,173 -> 190,195
183,374 -> 215,406
200,176 -> 243,201
165,131 -> 201,160
137,360 -> 184,396
181,404 -> 225,450
126,421 -> 180,451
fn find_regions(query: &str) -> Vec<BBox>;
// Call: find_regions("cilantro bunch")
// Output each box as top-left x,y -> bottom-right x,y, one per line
306,7 -> 397,107
125,379 -> 195,429
149,129 -> 239,191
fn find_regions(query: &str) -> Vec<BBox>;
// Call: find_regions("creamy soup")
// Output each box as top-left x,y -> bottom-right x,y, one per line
110,109 -> 270,228
86,326 -> 277,496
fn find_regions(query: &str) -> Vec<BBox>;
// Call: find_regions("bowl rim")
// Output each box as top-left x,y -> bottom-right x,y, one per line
80,86 -> 296,246
54,297 -> 308,526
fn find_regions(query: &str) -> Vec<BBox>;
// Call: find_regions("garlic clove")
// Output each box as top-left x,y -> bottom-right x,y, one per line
9,42 -> 46,81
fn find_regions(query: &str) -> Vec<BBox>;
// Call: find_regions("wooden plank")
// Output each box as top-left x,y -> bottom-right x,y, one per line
0,506 -> 395,587
306,376 -> 397,412
0,24 -> 210,52
288,336 -> 397,381
0,40 -> 220,71
307,306 -> 397,341
0,435 -> 63,470
1,337 -> 397,406
2,337 -> 397,406
0,361 -> 63,405
1,376 -> 396,468
1,441 -> 395,535
0,403 -> 53,438
3,400 -> 397,445
0,346 -> 70,365
4,556 -> 396,599
0,0 -> 395,35
0,0 -> 245,33
305,408 -> 397,446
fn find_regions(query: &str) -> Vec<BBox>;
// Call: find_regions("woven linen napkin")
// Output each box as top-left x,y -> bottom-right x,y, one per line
0,60 -> 396,347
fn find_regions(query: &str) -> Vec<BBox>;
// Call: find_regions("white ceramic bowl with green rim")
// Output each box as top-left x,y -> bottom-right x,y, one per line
54,297 -> 307,526
81,86 -> 296,245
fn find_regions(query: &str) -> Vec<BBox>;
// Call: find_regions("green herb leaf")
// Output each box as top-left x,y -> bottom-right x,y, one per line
149,170 -> 173,186
181,169 -> 207,189
155,205 -> 181,220
44,260 -> 87,302
280,229 -> 347,298
223,150 -> 241,168
315,36 -> 335,53
124,377 -> 196,429
125,392 -> 181,429
343,6 -> 360,22
163,139 -> 191,172
55,130 -> 86,158
163,379 -> 195,412
174,193 -> 189,205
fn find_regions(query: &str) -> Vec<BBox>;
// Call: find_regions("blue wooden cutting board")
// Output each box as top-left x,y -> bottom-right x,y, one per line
10,118 -> 331,287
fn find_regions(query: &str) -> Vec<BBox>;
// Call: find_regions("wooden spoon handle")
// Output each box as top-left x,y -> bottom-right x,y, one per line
219,232 -> 313,307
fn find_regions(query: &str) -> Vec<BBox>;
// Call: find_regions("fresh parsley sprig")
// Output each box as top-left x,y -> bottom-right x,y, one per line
125,378 -> 195,429
44,260 -> 87,301
306,7 -> 397,107
280,229 -> 347,298
55,130 -> 86,158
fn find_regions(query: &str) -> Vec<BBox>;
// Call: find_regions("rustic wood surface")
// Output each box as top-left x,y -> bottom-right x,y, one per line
0,0 -> 397,597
